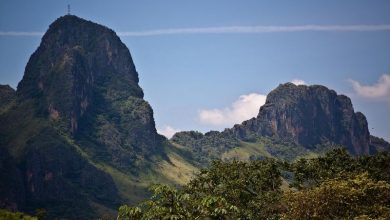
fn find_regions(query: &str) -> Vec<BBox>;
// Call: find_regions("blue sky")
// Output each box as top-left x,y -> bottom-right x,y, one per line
1,0 -> 390,140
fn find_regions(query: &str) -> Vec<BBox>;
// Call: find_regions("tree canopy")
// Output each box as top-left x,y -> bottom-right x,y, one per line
118,149 -> 390,219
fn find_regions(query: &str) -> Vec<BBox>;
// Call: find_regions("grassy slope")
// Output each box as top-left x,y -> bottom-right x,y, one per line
44,133 -> 199,219
155,143 -> 198,185
222,141 -> 273,161
88,132 -> 326,211
92,142 -> 198,205
60,132 -> 197,204
67,133 -> 327,214
184,138 -> 326,192
42,122 -> 321,208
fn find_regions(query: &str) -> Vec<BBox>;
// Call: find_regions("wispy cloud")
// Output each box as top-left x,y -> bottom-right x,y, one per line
349,74 -> 390,101
118,25 -> 390,37
291,79 -> 307,86
157,125 -> 181,139
1,24 -> 390,37
198,93 -> 266,126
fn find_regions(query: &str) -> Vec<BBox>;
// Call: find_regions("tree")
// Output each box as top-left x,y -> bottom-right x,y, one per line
358,151 -> 390,182
185,159 -> 283,219
117,159 -> 283,219
117,184 -> 239,219
282,173 -> 390,220
290,148 -> 361,188
0,209 -> 37,220
118,149 -> 390,219
117,205 -> 143,220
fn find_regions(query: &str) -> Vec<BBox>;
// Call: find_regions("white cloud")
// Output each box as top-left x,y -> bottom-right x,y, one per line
349,74 -> 390,100
2,24 -> 390,37
291,79 -> 306,85
157,125 -> 181,139
117,25 -> 390,36
198,93 -> 266,126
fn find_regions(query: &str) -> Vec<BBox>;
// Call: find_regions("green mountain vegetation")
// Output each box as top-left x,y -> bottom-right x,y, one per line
0,15 -> 389,219
118,149 -> 390,219
0,209 -> 38,220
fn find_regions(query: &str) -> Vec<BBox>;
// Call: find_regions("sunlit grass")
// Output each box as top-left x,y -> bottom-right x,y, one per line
222,141 -> 273,161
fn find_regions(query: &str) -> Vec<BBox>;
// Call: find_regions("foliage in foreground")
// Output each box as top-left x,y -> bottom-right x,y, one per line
0,209 -> 38,220
118,149 -> 390,219
282,173 -> 390,219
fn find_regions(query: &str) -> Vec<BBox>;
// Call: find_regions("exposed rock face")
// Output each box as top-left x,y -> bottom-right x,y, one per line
0,15 -> 163,219
230,83 -> 370,154
17,15 -> 161,168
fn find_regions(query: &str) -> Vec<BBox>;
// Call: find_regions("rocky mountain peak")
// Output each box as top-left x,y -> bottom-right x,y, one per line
16,15 -> 148,135
231,83 -> 370,154
0,15 -> 165,218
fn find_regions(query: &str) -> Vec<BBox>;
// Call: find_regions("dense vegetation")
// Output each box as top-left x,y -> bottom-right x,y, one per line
0,209 -> 38,220
118,149 -> 390,219
171,131 -> 239,165
171,131 -> 339,166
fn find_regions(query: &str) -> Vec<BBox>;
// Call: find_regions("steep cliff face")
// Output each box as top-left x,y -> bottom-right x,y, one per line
16,15 -> 161,169
0,15 -> 163,219
231,83 -> 370,154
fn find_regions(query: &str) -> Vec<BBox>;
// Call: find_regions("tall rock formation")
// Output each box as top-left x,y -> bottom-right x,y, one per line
0,15 -> 163,219
17,15 -> 161,166
230,83 -> 370,154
